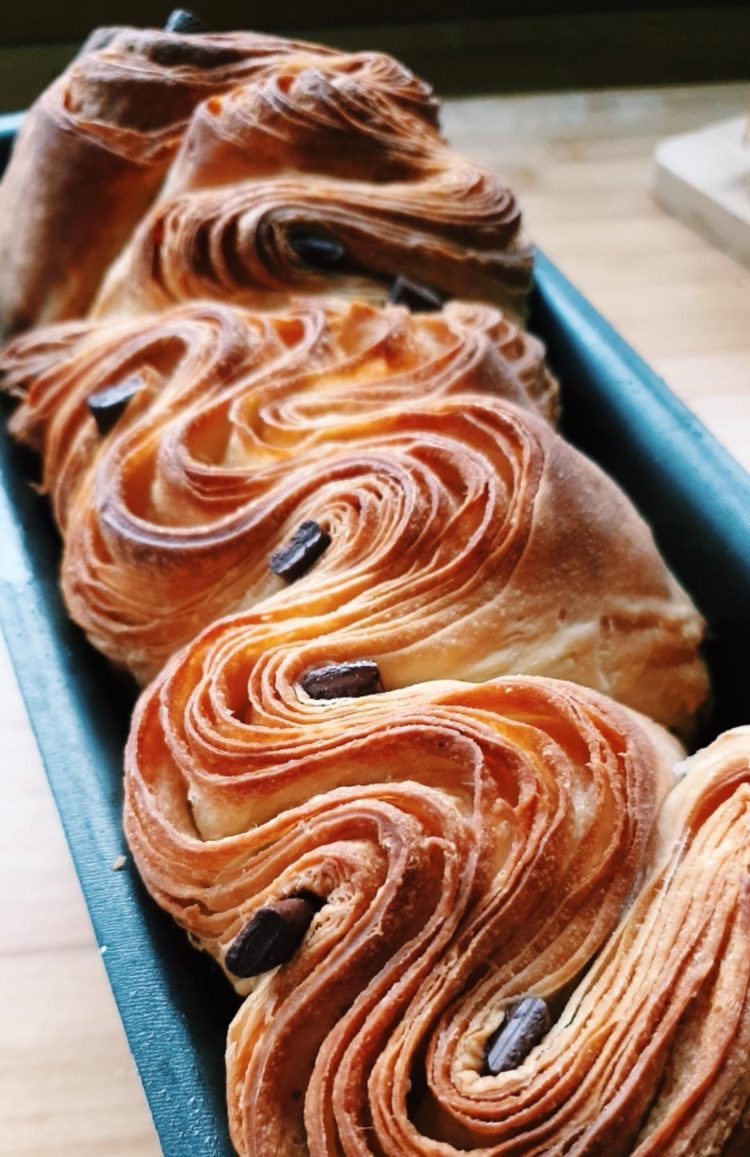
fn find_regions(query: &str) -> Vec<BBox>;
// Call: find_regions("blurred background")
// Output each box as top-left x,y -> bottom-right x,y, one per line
1,0 -> 749,107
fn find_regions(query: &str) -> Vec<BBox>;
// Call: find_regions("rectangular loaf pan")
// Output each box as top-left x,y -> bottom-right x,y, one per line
1,112 -> 749,1157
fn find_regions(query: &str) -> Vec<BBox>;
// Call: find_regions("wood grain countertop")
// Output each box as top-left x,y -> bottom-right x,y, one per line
1,82 -> 749,1157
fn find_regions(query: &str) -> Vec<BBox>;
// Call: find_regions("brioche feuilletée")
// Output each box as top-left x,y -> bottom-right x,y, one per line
0,25 -> 338,334
0,15 -> 738,1157
126,664 -> 750,1155
0,28 -> 529,337
0,298 -> 706,733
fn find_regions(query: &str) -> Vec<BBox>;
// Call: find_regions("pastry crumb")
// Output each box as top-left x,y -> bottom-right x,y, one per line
112,854 -> 127,871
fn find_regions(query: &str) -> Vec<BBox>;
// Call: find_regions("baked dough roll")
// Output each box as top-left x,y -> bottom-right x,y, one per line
161,52 -> 444,194
0,299 -> 705,732
89,41 -> 529,319
56,389 -> 710,736
1,295 -> 553,666
122,671 -> 681,1156
0,294 -> 555,501
0,24 -> 340,336
403,725 -> 750,1157
91,164 -> 531,320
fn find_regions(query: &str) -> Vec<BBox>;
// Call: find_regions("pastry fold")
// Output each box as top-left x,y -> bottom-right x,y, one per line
1,296 -> 555,454
92,164 -> 530,320
0,300 -> 706,734
0,27 -> 441,335
406,726 -> 750,1157
0,21 -> 740,1157
160,51 -> 444,195
122,670 -> 682,1156
0,23 -> 528,335
86,43 -> 528,319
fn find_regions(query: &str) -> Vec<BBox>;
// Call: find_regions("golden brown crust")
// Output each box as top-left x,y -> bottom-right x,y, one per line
122,670 -> 680,1155
161,51 -> 444,194
0,23 -> 529,331
82,41 -> 529,320
0,84 -> 166,335
0,27 -> 346,336
125,680 -> 750,1155
1,297 -> 706,734
1,297 -> 554,665
417,727 -> 750,1157
92,165 -> 531,320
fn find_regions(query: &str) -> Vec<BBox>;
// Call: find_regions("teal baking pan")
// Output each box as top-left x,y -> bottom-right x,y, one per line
1,113 -> 749,1156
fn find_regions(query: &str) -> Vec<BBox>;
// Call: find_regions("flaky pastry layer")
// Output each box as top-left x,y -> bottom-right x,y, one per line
124,669 -> 690,1156
0,28 -> 440,334
0,298 -> 706,734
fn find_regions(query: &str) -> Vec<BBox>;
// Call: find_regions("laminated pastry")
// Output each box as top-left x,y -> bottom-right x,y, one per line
91,54 -> 529,319
0,23 -> 533,335
91,164 -> 529,320
1,296 -> 554,681
126,665 -> 750,1155
123,670 -> 686,1156
159,50 -> 446,194
0,27 -> 439,336
0,293 -> 556,495
0,299 -> 706,734
0,21 -> 738,1157
0,26 -> 309,334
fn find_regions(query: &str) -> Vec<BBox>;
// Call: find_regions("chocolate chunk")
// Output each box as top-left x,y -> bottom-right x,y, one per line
269,520 -> 331,583
288,229 -> 346,269
225,897 -> 318,978
164,8 -> 204,32
86,375 -> 143,435
388,276 -> 443,313
301,660 -> 384,700
483,997 -> 551,1076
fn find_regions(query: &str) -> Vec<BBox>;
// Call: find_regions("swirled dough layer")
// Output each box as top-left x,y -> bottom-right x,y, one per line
0,27 -> 442,335
0,299 -> 706,734
123,669 -> 686,1156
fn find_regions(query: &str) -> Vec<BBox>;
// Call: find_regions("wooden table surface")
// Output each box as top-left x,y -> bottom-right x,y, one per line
2,81 -> 749,1157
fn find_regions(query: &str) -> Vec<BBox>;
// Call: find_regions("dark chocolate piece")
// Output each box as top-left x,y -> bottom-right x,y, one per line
269,520 -> 331,583
288,229 -> 346,269
225,897 -> 317,978
164,8 -> 203,33
388,276 -> 443,313
86,375 -> 144,435
483,997 -> 551,1076
301,660 -> 384,700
